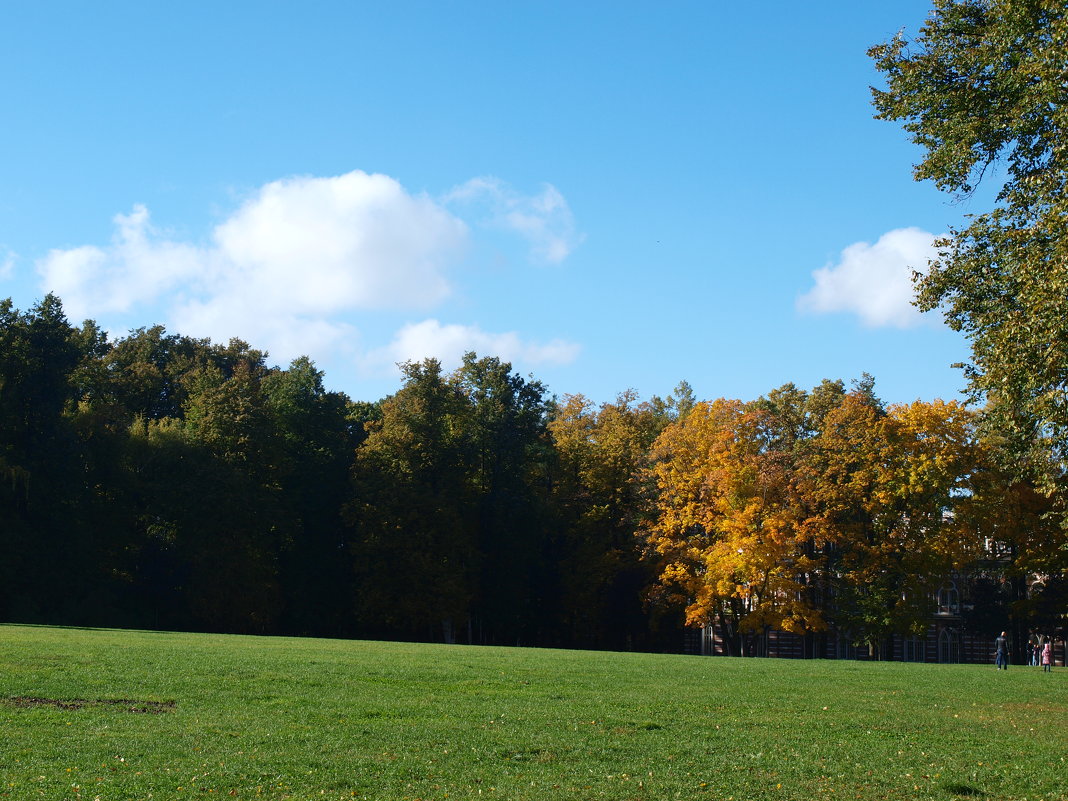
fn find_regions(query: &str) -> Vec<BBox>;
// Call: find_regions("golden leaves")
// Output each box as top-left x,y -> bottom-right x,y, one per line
641,390 -> 992,639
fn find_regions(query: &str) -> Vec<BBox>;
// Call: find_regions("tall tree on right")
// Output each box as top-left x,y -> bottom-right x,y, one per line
870,1 -> 1068,490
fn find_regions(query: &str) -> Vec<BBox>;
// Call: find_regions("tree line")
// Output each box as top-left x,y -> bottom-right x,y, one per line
2,295 -> 1064,654
6,0 -> 1067,655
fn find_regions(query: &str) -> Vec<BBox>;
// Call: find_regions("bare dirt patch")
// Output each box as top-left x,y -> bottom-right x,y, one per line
5,696 -> 176,714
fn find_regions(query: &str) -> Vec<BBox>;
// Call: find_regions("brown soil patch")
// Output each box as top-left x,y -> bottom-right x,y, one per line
5,696 -> 176,714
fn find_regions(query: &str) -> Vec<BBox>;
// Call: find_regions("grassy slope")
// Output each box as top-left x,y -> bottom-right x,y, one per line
0,624 -> 1065,801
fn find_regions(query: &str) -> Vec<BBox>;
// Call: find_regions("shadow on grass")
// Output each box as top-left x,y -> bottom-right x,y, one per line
942,783 -> 985,796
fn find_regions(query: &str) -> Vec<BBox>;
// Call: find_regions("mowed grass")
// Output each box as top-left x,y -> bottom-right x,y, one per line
1,625 -> 1065,801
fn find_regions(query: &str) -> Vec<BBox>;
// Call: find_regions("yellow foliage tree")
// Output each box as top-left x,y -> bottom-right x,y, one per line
644,387 -> 996,657
797,395 -> 980,653
643,399 -> 824,655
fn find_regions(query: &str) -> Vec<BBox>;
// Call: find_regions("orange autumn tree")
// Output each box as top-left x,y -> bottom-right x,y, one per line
643,398 -> 824,655
643,385 -> 989,658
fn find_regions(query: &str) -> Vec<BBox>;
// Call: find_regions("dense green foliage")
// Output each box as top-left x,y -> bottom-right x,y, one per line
1,295 -> 1064,651
2,625 -> 1066,801
0,296 -> 682,648
870,0 -> 1068,490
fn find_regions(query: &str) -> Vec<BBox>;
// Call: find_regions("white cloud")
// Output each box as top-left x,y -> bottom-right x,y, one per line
37,205 -> 206,321
363,318 -> 581,376
32,170 -> 585,378
213,171 -> 465,312
0,249 -> 15,280
35,171 -> 470,362
797,227 -> 941,328
446,177 -> 583,263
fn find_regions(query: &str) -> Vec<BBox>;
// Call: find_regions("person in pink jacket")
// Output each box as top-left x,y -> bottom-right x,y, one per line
1041,640 -> 1053,673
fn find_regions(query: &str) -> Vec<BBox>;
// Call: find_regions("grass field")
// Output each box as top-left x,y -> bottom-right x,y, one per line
1,625 -> 1065,800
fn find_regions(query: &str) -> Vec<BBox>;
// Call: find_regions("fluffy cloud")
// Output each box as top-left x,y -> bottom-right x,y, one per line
797,227 -> 941,328
36,171 -> 470,361
33,170 -> 582,375
364,319 -> 581,375
446,177 -> 583,263
37,205 -> 205,321
212,171 -> 465,313
39,172 -> 466,317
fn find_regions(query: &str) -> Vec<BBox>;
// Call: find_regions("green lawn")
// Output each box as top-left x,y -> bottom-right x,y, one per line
1,625 -> 1064,800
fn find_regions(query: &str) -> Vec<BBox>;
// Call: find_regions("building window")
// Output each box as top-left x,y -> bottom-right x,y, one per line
938,628 -> 960,663
903,637 -> 925,662
936,582 -> 960,614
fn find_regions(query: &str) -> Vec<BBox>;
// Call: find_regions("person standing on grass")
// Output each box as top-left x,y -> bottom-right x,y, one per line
995,631 -> 1009,670
1042,640 -> 1052,673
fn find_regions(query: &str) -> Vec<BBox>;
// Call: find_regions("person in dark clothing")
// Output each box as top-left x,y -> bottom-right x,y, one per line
994,631 -> 1009,670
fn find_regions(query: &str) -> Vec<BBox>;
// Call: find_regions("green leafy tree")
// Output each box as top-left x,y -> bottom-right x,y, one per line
870,0 -> 1068,489
160,349 -> 283,632
94,326 -> 200,423
0,295 -> 116,624
453,353 -> 554,644
548,391 -> 669,649
349,359 -> 477,640
262,357 -> 357,636
956,457 -> 1065,656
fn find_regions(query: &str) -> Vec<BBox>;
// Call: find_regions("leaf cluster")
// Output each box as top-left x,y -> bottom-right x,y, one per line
871,0 -> 1068,491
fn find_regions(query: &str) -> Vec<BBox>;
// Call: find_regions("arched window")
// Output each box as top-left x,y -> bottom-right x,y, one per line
936,582 -> 960,614
938,628 -> 960,663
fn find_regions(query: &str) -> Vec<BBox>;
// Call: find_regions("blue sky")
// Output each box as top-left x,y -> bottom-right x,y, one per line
1,2 -> 983,406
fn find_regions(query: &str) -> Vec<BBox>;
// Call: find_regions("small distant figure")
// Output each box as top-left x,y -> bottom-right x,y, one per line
1041,640 -> 1052,673
994,631 -> 1009,670
1030,632 -> 1041,666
